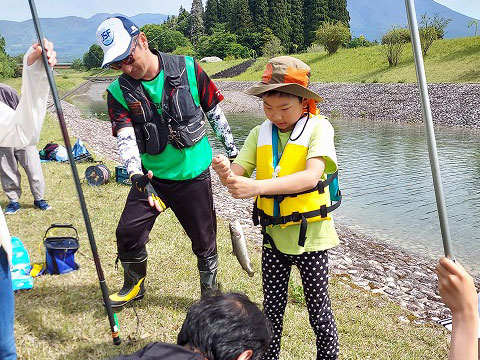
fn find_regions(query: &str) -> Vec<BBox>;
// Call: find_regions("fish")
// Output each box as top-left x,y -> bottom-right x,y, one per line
229,220 -> 254,277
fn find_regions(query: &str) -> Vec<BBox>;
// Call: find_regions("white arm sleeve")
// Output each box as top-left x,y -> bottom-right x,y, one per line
117,127 -> 143,176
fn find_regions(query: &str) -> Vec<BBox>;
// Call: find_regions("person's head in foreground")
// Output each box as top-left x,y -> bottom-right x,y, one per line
436,257 -> 479,360
245,56 -> 323,132
96,16 -> 156,80
177,292 -> 271,360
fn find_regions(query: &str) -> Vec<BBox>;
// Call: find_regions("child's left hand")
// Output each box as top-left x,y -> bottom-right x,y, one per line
225,175 -> 260,199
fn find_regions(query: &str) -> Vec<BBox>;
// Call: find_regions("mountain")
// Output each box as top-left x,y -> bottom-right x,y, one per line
348,0 -> 479,41
0,13 -> 169,62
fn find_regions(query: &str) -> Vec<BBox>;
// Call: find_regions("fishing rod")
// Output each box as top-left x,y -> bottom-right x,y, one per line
27,0 -> 121,345
404,0 -> 454,259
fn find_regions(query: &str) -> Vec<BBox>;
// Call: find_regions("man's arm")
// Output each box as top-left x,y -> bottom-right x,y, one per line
205,104 -> 238,158
0,40 -> 56,147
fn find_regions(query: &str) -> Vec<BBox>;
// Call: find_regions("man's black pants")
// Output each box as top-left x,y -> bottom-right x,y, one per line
116,169 -> 217,258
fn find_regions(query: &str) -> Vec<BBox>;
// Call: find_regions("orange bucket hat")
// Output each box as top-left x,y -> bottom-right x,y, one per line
245,56 -> 323,113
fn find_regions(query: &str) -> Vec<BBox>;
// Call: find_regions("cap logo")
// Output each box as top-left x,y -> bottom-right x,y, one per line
130,25 -> 138,34
101,29 -> 114,46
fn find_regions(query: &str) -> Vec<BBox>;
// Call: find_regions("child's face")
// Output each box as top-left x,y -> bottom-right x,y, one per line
262,94 -> 307,132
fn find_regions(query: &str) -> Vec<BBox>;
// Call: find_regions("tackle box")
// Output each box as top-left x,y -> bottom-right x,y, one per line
115,165 -> 131,185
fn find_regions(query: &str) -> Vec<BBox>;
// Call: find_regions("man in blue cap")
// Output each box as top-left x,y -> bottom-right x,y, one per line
96,16 -> 238,307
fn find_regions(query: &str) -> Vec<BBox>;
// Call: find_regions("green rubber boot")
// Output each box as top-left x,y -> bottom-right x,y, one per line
109,247 -> 147,308
198,253 -> 219,298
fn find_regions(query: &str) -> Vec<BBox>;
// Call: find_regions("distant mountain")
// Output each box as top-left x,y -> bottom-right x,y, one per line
348,0 -> 479,41
0,13 -> 169,62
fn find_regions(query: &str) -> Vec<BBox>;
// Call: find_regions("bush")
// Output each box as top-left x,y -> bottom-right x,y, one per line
315,21 -> 351,54
346,35 -> 377,48
71,58 -> 84,71
419,14 -> 450,55
381,27 -> 410,66
195,28 -> 253,59
172,44 -> 196,57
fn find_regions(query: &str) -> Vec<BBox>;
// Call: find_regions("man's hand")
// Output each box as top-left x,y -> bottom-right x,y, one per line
130,171 -> 166,213
212,154 -> 232,186
27,38 -> 57,68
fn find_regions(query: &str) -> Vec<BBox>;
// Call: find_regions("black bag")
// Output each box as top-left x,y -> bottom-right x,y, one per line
43,224 -> 80,275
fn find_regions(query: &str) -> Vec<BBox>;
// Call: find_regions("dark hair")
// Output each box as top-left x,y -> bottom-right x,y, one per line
262,90 -> 302,102
177,292 -> 271,360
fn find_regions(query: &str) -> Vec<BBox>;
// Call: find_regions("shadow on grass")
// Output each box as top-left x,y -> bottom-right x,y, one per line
439,42 -> 480,62
457,69 -> 480,82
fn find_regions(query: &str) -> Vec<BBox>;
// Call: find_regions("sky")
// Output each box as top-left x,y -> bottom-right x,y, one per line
0,0 -> 479,22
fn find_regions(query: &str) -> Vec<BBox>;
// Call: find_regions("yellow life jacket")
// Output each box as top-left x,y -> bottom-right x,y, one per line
253,113 -> 341,247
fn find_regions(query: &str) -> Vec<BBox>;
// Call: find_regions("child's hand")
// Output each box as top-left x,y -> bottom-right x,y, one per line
27,38 -> 57,67
225,175 -> 260,199
212,154 -> 232,185
436,257 -> 478,318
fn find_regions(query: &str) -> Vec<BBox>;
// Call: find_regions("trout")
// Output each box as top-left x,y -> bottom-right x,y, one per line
229,220 -> 254,277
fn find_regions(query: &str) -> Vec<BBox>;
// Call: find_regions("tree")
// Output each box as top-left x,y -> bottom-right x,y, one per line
230,0 -> 254,33
304,0 -> 329,47
204,0 -> 219,34
468,19 -> 478,36
82,44 -> 103,70
195,27 -> 251,59
289,0 -> 304,52
429,14 -> 451,39
315,21 -> 351,54
0,35 -> 17,78
141,24 -> 190,53
71,58 -> 84,71
328,0 -> 350,25
419,14 -> 450,55
381,27 -> 410,67
177,7 -> 190,37
269,0 -> 291,50
250,0 -> 269,32
189,0 -> 205,45
261,28 -> 284,58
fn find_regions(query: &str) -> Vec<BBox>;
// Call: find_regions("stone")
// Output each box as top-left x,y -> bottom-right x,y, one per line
199,56 -> 223,63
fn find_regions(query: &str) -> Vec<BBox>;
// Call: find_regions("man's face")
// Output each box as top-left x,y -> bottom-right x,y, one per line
119,33 -> 150,80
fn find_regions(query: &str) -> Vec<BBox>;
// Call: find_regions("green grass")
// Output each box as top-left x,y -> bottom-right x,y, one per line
232,36 -> 480,83
2,113 -> 450,359
198,58 -> 247,77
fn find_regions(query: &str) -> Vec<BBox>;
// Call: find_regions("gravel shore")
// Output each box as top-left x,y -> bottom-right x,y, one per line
50,80 -> 480,324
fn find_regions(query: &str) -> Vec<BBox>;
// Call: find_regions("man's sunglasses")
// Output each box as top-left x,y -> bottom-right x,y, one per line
109,36 -> 139,70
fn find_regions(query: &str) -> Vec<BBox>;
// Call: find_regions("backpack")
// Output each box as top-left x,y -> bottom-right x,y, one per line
43,224 -> 80,275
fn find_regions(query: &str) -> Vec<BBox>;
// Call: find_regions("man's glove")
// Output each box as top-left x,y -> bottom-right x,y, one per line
130,173 -> 166,212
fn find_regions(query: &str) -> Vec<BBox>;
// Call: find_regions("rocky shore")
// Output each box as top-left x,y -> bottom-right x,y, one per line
217,81 -> 480,129
50,79 -> 480,324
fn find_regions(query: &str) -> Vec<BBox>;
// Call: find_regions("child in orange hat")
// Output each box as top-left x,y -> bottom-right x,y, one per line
213,56 -> 341,359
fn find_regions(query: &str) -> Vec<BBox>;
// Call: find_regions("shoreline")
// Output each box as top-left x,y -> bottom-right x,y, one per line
52,81 -> 480,323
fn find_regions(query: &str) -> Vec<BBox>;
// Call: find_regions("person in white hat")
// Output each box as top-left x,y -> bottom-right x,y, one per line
0,39 -> 56,360
96,16 -> 238,307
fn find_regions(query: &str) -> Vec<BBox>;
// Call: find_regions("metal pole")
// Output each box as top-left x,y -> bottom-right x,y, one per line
404,0 -> 454,259
27,0 -> 121,345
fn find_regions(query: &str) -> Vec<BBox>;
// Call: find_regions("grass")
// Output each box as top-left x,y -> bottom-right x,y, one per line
198,58 -> 246,77
2,112 -> 451,359
231,36 -> 480,83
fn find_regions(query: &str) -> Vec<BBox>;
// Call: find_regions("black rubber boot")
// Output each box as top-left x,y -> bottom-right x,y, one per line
109,247 -> 147,308
198,253 -> 219,298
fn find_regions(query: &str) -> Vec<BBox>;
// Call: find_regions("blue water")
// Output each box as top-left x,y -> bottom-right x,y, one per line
208,115 -> 480,276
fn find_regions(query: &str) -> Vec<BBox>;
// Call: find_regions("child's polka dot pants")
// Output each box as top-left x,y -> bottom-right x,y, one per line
261,247 -> 339,360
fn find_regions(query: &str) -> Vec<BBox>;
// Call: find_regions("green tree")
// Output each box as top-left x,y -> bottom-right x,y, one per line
230,0 -> 254,33
328,0 -> 350,24
189,0 -> 205,45
204,0 -> 219,34
249,0 -> 269,32
261,28 -> 284,58
177,7 -> 190,37
381,27 -> 410,66
141,24 -> 190,53
269,0 -> 291,50
468,19 -> 478,36
71,58 -> 84,71
304,0 -> 329,47
218,0 -> 234,26
195,26 -> 251,59
289,0 -> 304,52
315,21 -> 350,54
82,44 -> 103,70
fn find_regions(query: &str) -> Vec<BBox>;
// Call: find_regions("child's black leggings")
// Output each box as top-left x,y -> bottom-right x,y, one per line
261,247 -> 339,360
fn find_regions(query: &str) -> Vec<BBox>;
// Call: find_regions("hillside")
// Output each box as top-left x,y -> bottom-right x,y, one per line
348,0 -> 479,41
0,13 -> 168,62
229,36 -> 480,83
